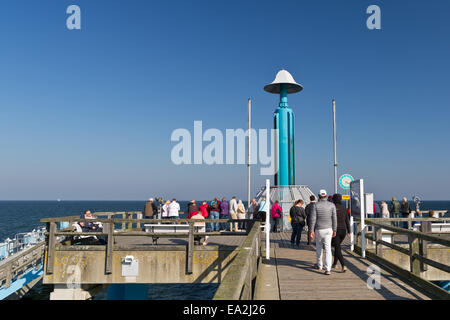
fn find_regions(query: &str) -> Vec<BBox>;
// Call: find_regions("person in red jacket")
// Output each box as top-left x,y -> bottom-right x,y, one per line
187,210 -> 200,219
200,201 -> 209,218
271,201 -> 282,233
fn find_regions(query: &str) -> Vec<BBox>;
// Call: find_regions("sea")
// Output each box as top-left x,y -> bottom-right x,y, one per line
0,200 -> 448,299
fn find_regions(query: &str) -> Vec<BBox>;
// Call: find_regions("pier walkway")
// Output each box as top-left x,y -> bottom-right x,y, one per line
257,232 -> 432,300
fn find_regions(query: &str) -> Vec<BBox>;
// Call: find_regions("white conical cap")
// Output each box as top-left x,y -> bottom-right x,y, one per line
264,69 -> 303,94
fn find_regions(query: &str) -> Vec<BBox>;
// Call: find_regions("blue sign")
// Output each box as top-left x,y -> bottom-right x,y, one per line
339,174 -> 354,190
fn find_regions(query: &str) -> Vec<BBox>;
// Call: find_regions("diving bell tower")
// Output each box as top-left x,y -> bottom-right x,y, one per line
264,69 -> 303,186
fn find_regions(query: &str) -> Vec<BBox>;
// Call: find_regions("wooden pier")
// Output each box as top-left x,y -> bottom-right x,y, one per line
34,213 -> 450,300
260,232 -> 431,300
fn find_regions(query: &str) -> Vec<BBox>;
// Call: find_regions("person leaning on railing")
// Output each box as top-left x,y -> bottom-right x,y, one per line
390,197 -> 401,227
380,201 -> 390,219
429,210 -> 439,218
400,197 -> 411,229
80,210 -> 102,232
144,198 -> 158,220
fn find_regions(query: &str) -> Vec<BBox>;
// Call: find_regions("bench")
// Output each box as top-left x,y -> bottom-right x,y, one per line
413,222 -> 450,233
143,224 -> 203,245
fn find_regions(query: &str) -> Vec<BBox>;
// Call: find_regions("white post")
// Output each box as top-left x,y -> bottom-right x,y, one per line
360,179 -> 366,258
350,215 -> 354,252
332,99 -> 338,194
265,179 -> 270,260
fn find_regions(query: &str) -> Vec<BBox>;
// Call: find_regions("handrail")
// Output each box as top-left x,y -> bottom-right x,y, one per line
365,219 -> 450,246
213,221 -> 261,300
0,241 -> 45,288
41,217 -> 254,223
364,217 -> 450,222
354,217 -> 450,299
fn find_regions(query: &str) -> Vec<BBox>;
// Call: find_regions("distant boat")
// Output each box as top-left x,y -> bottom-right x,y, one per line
57,199 -> 61,202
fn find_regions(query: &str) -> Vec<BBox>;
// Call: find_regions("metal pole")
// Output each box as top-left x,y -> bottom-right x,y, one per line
332,99 -> 338,194
265,179 -> 270,260
360,179 -> 366,258
247,98 -> 251,211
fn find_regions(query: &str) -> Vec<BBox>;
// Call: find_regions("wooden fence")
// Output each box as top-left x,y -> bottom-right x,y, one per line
354,217 -> 450,299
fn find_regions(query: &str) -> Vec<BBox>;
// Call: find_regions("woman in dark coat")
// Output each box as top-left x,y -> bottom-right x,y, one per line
331,193 -> 351,272
289,199 -> 307,247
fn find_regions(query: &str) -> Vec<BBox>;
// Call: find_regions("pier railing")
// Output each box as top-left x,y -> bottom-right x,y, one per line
0,241 -> 45,290
41,213 -> 257,276
213,221 -> 261,300
353,217 -> 450,299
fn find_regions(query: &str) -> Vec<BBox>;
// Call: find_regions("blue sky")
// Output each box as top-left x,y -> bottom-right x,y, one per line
0,0 -> 449,200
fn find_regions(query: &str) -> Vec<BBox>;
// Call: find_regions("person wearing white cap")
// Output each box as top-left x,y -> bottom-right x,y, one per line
310,189 -> 337,275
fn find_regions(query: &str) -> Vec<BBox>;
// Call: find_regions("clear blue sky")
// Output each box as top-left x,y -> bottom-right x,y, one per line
0,0 -> 449,200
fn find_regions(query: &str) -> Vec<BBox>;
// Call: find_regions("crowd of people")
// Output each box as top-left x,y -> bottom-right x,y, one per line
76,195 -> 442,254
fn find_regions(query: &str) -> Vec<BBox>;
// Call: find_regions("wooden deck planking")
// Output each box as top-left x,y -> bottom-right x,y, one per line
267,231 -> 432,300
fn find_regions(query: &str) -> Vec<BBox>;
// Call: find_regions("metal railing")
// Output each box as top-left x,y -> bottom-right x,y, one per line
0,227 -> 46,261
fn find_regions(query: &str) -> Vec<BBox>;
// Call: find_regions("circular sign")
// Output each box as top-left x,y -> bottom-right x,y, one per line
339,174 -> 354,190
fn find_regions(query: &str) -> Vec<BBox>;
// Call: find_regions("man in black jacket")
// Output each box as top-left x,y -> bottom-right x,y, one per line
290,199 -> 307,247
331,194 -> 351,272
305,195 -> 316,245
400,197 -> 411,229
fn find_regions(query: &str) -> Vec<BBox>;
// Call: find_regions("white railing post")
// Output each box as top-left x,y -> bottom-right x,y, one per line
350,215 -> 354,252
265,179 -> 270,260
360,179 -> 366,258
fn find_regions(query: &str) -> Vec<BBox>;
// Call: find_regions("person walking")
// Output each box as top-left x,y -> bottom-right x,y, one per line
305,195 -> 316,245
400,197 -> 411,229
229,196 -> 238,231
209,199 -> 220,231
271,201 -> 282,233
310,189 -> 337,275
331,194 -> 351,273
168,199 -> 180,221
290,199 -> 306,246
390,197 -> 401,227
220,198 -> 229,231
144,198 -> 158,220
380,201 -> 389,219
237,200 -> 246,231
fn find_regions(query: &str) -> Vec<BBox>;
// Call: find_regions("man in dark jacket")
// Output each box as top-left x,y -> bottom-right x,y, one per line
144,198 -> 158,220
305,195 -> 316,245
400,197 -> 411,229
390,197 -> 401,227
331,194 -> 351,272
290,199 -> 307,247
